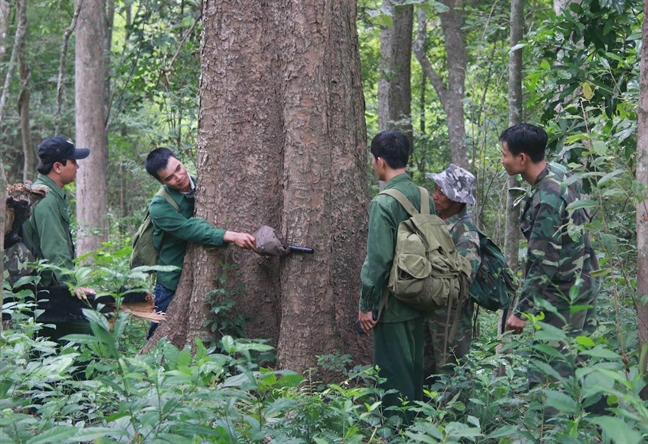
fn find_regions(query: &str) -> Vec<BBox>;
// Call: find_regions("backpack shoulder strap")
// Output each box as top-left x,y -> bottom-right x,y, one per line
156,187 -> 180,212
418,187 -> 430,215
379,188 -> 420,217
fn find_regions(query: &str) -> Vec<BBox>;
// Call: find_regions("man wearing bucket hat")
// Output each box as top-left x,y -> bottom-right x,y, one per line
21,135 -> 96,341
424,164 -> 482,377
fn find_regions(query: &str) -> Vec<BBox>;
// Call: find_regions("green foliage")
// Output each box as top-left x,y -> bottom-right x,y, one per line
3,269 -> 648,443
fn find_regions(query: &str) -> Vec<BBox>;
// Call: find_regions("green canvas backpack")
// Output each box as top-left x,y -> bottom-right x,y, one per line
380,187 -> 472,312
129,187 -> 179,269
469,226 -> 516,311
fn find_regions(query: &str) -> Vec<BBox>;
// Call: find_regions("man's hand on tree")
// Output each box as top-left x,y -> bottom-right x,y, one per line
224,231 -> 256,249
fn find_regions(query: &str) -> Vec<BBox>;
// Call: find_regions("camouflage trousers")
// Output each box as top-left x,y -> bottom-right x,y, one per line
424,298 -> 474,380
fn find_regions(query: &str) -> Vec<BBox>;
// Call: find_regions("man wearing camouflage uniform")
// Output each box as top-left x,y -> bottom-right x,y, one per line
425,164 -> 481,376
499,123 -> 599,385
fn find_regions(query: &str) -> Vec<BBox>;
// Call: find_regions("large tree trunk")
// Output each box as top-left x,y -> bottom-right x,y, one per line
636,0 -> 648,397
502,0 -> 524,336
75,0 -> 109,256
378,1 -> 413,144
17,0 -> 32,183
413,1 -> 468,168
147,0 -> 370,373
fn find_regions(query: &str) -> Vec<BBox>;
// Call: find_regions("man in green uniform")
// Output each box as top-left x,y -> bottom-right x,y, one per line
499,123 -> 598,385
357,130 -> 434,422
22,135 -> 96,341
425,164 -> 481,376
144,148 -> 256,338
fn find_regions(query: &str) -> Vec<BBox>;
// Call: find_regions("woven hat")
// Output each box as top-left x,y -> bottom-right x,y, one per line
253,225 -> 289,257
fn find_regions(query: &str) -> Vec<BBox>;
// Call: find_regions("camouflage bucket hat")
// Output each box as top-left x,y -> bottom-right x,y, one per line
253,225 -> 289,257
426,164 -> 476,205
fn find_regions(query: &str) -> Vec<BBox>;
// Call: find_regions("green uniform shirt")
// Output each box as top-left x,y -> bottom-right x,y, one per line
150,181 -> 227,291
359,173 -> 436,323
21,174 -> 76,286
516,162 -> 596,315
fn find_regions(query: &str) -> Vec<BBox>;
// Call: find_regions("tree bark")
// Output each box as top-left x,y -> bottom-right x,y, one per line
378,1 -> 413,145
75,0 -> 109,257
636,0 -> 648,396
147,0 -> 371,373
17,0 -> 32,182
413,1 -> 468,168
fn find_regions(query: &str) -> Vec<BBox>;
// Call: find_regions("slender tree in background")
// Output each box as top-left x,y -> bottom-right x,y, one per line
413,0 -> 468,168
504,0 -> 523,270
17,0 -> 32,182
0,163 -> 5,334
502,0 -> 524,336
378,0 -> 413,144
0,0 -> 26,126
147,0 -> 370,373
75,0 -> 109,256
636,0 -> 648,393
0,1 -> 8,61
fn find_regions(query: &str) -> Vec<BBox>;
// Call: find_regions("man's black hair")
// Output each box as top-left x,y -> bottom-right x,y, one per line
145,148 -> 177,180
499,123 -> 547,163
370,130 -> 409,169
37,159 -> 68,175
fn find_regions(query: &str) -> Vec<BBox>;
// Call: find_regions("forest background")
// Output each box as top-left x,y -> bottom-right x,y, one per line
1,0 -> 648,442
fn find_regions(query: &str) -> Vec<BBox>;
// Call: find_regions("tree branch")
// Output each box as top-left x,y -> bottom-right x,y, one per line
412,7 -> 448,105
0,0 -> 27,124
54,0 -> 83,134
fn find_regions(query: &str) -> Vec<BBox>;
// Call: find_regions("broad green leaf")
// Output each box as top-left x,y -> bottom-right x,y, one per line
590,140 -> 608,156
597,169 -> 625,187
589,417 -> 643,444
566,199 -> 599,211
25,426 -> 76,444
544,390 -> 578,414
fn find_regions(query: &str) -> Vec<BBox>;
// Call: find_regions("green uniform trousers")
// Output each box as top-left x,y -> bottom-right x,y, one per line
374,316 -> 424,422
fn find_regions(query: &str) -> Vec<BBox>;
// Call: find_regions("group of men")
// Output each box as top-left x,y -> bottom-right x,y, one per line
357,124 -> 599,420
19,123 -> 598,419
20,139 -> 256,344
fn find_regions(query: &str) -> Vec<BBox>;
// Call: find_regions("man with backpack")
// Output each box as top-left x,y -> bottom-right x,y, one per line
143,148 -> 256,339
357,130 -> 435,422
424,164 -> 482,376
499,123 -> 599,386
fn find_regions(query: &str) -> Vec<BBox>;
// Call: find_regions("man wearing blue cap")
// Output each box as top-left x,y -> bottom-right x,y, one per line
22,136 -> 94,296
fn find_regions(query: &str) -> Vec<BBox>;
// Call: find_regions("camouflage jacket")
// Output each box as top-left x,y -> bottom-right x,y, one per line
516,162 -> 597,315
445,206 -> 481,282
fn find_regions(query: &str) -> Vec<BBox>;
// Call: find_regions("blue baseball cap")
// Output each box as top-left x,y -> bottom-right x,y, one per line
37,136 -> 90,165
